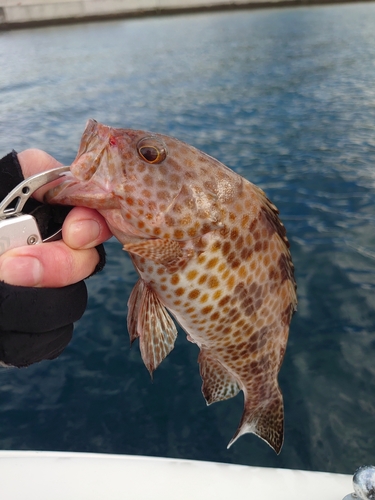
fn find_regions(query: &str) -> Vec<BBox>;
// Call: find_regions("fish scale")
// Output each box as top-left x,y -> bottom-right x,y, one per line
47,119 -> 297,454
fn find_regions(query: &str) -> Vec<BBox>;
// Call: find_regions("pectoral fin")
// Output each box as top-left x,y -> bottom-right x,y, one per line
198,350 -> 240,404
124,238 -> 194,273
123,239 -> 182,267
127,279 -> 177,375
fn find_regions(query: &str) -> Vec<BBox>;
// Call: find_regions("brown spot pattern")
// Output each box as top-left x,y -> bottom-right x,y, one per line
49,120 -> 297,453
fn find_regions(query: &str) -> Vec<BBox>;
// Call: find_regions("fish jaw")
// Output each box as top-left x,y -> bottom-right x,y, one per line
46,177 -> 121,210
46,120 -> 129,209
46,178 -> 152,242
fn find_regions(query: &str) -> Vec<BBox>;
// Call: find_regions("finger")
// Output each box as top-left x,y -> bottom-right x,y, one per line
17,149 -> 66,201
18,149 -> 63,177
62,207 -> 112,249
0,240 -> 100,288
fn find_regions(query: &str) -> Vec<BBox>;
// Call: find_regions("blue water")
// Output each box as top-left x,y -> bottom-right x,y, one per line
1,3 -> 375,474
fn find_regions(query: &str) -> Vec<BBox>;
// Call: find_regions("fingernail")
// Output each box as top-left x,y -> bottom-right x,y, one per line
66,220 -> 100,248
0,256 -> 42,287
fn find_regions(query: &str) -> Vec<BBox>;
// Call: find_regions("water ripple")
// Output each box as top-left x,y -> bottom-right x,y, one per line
0,3 -> 375,474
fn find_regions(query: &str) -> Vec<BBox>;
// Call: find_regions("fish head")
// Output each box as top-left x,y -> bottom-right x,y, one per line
46,119 -> 243,241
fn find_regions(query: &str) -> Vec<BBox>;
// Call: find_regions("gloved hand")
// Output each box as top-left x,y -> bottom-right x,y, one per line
0,150 -> 111,367
0,281 -> 86,367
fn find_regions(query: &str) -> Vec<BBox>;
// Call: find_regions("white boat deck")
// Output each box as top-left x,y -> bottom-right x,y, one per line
0,451 -> 352,500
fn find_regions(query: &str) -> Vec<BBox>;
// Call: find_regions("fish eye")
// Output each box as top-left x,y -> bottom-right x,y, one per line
137,137 -> 167,164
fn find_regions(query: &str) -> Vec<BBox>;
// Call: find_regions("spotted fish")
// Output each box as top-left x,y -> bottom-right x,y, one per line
47,119 -> 297,453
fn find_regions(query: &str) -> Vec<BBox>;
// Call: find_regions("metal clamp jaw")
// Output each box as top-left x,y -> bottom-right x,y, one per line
0,166 -> 70,256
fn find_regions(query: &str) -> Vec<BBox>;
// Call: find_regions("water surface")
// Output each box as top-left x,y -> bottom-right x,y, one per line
0,3 -> 375,474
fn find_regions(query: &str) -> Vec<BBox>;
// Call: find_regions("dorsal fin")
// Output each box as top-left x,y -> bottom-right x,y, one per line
255,186 -> 297,313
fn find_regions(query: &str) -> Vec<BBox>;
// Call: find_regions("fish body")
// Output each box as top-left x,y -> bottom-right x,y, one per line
47,119 -> 297,453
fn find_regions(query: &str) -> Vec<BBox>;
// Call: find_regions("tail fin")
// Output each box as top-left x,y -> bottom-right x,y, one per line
227,388 -> 284,454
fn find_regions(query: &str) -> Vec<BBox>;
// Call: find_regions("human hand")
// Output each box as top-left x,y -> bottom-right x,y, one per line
0,149 -> 112,287
0,148 -> 112,367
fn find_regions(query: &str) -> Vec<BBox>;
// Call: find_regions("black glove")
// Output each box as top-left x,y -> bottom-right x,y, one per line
0,280 -> 87,367
0,151 -> 105,367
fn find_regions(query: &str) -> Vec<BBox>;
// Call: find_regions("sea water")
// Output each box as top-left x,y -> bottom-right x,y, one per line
0,3 -> 374,474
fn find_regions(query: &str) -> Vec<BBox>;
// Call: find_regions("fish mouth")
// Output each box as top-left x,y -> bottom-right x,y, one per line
45,176 -> 120,209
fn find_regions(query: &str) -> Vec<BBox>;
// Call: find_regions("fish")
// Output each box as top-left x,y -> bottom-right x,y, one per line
47,119 -> 297,453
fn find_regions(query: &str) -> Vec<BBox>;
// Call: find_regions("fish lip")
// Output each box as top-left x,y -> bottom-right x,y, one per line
45,178 -> 120,209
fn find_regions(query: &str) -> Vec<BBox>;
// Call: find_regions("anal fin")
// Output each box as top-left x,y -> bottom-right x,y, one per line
127,279 -> 177,375
228,385 -> 284,454
198,350 -> 240,405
